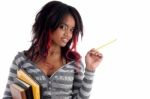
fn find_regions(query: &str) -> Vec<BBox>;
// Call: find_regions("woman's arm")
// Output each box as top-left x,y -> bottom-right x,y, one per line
72,49 -> 103,99
2,56 -> 19,99
72,61 -> 95,99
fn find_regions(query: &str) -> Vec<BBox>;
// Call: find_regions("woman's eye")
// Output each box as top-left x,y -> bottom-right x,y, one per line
70,28 -> 75,33
59,24 -> 67,30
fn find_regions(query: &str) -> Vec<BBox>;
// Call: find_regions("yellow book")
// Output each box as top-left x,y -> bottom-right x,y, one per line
17,69 -> 41,99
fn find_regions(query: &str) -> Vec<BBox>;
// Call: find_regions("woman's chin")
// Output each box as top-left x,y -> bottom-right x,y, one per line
60,43 -> 67,47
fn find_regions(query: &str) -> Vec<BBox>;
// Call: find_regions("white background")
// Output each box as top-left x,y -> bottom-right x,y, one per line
0,0 -> 150,99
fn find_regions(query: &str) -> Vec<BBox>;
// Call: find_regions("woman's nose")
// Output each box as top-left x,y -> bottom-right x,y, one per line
64,31 -> 68,36
64,31 -> 69,37
64,29 -> 70,36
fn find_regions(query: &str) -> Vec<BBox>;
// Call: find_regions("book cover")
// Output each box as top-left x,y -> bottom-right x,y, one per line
17,68 -> 41,99
10,83 -> 27,99
14,78 -> 33,99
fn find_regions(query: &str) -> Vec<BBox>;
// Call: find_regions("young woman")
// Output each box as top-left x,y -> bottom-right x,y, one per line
3,1 -> 103,99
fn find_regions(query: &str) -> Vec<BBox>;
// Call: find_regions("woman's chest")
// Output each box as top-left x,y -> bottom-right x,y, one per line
36,60 -> 64,76
48,67 -> 75,95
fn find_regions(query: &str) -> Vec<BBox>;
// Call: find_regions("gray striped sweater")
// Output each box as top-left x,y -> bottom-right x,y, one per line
3,52 -> 95,99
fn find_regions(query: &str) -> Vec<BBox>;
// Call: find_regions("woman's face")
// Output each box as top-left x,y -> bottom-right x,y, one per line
50,15 -> 75,47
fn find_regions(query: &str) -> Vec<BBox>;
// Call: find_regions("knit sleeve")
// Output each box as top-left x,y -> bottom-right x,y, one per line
72,61 -> 95,99
2,55 -> 20,99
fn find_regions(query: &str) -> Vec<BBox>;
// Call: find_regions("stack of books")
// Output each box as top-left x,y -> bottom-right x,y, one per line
10,69 -> 41,99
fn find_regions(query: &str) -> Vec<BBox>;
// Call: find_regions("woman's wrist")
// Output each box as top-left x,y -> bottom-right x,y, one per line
85,66 -> 96,72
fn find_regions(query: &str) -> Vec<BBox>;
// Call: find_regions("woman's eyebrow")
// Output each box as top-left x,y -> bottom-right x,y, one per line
61,23 -> 68,27
61,23 -> 75,29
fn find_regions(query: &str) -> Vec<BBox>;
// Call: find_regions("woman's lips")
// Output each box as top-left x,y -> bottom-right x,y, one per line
61,38 -> 68,43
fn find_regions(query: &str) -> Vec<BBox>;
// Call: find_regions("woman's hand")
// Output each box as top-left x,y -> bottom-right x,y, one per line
85,48 -> 103,71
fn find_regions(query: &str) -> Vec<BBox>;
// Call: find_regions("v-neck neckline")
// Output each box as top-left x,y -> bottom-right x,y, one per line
20,52 -> 74,79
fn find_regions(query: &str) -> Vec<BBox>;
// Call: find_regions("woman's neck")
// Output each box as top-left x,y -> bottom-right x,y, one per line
47,44 -> 62,60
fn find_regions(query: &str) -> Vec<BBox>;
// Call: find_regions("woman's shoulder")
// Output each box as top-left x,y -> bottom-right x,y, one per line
13,51 -> 27,65
67,58 -> 84,72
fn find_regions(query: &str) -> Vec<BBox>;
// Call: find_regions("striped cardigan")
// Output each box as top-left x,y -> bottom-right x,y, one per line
3,52 -> 95,99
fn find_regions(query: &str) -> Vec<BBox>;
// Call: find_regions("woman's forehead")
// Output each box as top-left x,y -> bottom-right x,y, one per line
61,15 -> 75,28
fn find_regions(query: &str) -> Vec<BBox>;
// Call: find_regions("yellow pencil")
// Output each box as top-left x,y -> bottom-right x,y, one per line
96,38 -> 117,50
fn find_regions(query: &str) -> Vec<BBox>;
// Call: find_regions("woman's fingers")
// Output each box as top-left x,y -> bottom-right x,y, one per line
88,48 -> 103,58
